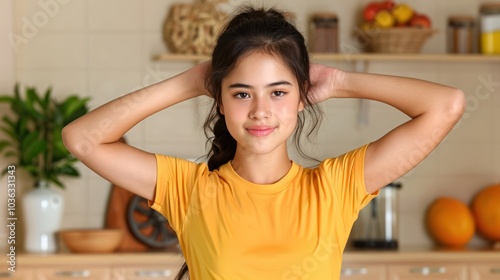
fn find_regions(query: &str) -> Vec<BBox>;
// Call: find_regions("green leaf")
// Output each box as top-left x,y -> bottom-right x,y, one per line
2,115 -> 15,127
0,140 -> 10,153
42,87 -> 52,110
13,96 -> 44,121
58,164 -> 79,177
14,84 -> 20,100
22,165 -> 40,178
21,131 -> 39,149
60,96 -> 90,121
0,125 -> 17,142
3,151 -> 16,158
48,176 -> 64,189
15,117 -> 29,138
26,87 -> 40,109
22,138 -> 46,164
0,96 -> 14,103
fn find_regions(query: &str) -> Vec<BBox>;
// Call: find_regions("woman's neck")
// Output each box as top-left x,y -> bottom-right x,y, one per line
230,148 -> 292,184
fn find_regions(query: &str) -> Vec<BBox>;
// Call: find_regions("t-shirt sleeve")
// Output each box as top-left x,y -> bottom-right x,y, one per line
319,144 -> 379,232
148,154 -> 204,234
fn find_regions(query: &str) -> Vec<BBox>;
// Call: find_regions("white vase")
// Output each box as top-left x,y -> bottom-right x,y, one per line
22,182 -> 64,253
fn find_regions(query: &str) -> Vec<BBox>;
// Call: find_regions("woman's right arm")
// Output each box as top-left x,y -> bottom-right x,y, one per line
62,62 -> 210,201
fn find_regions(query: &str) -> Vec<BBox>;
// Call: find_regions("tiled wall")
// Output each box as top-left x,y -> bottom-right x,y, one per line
1,0 -> 499,250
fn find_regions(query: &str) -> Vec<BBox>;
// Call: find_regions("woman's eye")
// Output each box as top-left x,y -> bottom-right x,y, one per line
272,91 -> 286,97
235,92 -> 250,99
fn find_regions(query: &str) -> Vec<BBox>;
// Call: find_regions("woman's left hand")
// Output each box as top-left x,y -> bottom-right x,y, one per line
308,64 -> 343,104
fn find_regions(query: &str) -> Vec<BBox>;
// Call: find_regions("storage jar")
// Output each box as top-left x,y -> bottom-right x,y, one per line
448,16 -> 476,54
480,3 -> 500,54
309,13 -> 338,53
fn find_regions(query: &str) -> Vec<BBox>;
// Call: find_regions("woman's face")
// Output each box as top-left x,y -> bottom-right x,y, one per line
220,51 -> 304,156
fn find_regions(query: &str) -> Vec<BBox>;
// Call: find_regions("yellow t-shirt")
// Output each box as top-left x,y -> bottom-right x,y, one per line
149,145 -> 377,280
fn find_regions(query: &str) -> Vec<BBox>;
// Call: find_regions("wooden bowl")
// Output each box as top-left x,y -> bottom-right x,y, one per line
59,229 -> 124,253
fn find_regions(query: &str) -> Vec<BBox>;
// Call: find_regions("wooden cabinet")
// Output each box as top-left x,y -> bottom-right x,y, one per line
34,266 -> 111,280
341,249 -> 500,280
0,270 -> 34,280
115,265 -> 179,280
8,253 -> 183,280
388,263 -> 467,280
5,250 -> 499,280
469,263 -> 500,280
341,264 -> 386,280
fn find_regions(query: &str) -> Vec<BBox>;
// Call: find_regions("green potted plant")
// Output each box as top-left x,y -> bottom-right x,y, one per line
0,84 -> 89,253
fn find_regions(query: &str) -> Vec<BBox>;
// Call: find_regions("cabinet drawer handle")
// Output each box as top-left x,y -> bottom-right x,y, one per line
55,270 -> 90,277
409,267 -> 446,275
491,268 -> 500,274
135,270 -> 172,277
341,268 -> 368,276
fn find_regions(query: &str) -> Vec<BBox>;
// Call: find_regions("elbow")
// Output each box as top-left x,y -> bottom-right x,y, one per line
448,88 -> 466,121
61,125 -> 76,155
62,124 -> 88,159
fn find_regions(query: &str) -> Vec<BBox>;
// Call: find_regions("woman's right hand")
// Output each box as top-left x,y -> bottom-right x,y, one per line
308,64 -> 344,104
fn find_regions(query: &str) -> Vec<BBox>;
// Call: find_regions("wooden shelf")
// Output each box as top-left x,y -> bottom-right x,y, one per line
154,53 -> 500,63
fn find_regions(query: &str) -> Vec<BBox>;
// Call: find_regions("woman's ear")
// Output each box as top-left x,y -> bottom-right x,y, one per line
298,100 -> 305,112
219,104 -> 225,115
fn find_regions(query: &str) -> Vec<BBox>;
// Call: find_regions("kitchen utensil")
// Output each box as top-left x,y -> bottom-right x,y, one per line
351,182 -> 402,249
105,183 -> 151,251
127,195 -> 178,248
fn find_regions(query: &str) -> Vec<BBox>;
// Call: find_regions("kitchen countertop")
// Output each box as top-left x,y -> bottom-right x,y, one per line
342,246 -> 500,263
13,247 -> 500,266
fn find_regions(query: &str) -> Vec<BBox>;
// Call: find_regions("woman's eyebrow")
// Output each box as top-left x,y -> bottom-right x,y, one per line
228,80 -> 292,89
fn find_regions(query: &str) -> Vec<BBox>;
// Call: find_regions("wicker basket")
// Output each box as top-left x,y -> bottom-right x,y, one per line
364,28 -> 436,53
163,0 -> 227,55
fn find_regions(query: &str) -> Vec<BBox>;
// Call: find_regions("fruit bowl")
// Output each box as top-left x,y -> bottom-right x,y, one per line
360,1 -> 435,53
59,229 -> 124,253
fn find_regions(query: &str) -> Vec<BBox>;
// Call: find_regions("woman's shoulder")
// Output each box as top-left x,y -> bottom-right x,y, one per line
304,144 -> 369,170
154,154 -> 211,175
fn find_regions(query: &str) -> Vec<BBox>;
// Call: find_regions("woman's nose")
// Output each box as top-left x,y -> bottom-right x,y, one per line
249,96 -> 271,119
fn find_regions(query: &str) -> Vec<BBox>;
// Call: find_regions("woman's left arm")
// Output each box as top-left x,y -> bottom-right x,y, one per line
310,65 -> 466,193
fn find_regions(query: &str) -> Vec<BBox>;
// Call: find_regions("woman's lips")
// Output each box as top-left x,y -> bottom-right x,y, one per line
246,126 -> 275,136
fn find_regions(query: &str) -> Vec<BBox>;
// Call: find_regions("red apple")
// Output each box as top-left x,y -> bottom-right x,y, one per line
363,2 -> 383,22
380,1 -> 395,11
410,14 -> 432,28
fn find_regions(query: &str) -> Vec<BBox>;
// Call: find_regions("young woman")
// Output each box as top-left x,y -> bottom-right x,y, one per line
62,6 -> 465,280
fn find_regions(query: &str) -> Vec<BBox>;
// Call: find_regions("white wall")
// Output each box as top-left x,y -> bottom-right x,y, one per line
0,0 -> 15,253
5,0 -> 500,249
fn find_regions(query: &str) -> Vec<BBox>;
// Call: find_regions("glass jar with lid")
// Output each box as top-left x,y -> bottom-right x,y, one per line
480,3 -> 500,54
448,16 -> 476,54
309,13 -> 338,53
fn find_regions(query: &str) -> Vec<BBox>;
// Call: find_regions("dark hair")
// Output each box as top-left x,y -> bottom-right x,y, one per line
175,6 -> 322,279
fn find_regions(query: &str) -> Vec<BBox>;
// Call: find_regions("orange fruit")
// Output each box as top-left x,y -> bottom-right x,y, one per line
426,197 -> 475,247
471,184 -> 500,241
